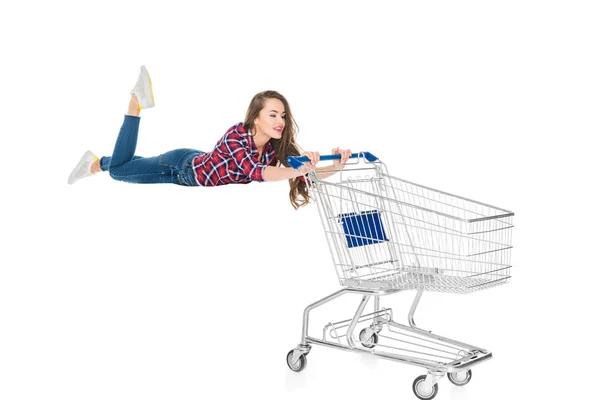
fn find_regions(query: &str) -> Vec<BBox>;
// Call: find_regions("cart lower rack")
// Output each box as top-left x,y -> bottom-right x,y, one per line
286,152 -> 513,400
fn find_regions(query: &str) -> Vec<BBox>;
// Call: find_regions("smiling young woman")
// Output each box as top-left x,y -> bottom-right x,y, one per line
68,66 -> 351,209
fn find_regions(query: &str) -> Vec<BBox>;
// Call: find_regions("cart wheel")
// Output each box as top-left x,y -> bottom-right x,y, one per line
359,328 -> 378,348
447,369 -> 472,386
286,350 -> 307,372
412,375 -> 439,400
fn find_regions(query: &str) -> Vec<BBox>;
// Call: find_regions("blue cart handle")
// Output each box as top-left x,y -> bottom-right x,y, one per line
286,152 -> 379,169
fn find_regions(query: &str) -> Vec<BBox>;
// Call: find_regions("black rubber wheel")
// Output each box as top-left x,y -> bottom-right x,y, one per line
286,350 -> 307,372
359,328 -> 378,348
412,375 -> 439,400
447,369 -> 472,386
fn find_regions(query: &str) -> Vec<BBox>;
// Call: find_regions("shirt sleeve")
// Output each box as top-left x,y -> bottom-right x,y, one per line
223,134 -> 268,182
265,146 -> 277,167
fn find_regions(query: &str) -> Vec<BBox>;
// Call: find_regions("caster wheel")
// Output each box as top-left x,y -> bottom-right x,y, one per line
412,375 -> 439,400
447,369 -> 472,386
286,350 -> 307,372
359,328 -> 378,348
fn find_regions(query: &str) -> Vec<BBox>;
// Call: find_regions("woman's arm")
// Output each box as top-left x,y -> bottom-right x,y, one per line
263,148 -> 351,182
262,165 -> 308,182
263,163 -> 339,182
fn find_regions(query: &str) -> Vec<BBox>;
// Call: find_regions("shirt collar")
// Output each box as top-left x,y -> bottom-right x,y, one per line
243,123 -> 273,161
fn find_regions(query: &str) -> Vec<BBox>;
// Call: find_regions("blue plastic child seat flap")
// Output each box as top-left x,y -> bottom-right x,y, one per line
338,210 -> 388,248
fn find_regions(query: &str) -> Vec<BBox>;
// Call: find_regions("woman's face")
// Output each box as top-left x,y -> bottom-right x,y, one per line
253,98 -> 286,140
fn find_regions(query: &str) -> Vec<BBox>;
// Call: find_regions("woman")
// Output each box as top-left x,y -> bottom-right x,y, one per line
68,66 -> 351,209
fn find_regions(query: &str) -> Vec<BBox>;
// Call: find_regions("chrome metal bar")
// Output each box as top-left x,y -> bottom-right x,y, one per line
382,327 -> 465,353
301,289 -> 348,346
389,219 -> 512,247
408,290 -> 424,329
467,265 -> 512,278
304,336 -> 444,370
304,335 -> 491,372
466,276 -> 511,289
388,320 -> 488,353
324,308 -> 392,338
301,288 -> 399,346
338,259 -> 399,269
382,174 -> 514,215
468,213 -> 515,223
346,295 -> 371,349
447,351 -> 492,373
467,246 -> 514,257
319,181 -> 471,223
375,336 -> 458,360
467,225 -> 514,235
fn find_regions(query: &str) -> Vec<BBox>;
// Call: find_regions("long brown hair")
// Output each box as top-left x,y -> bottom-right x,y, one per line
243,90 -> 309,209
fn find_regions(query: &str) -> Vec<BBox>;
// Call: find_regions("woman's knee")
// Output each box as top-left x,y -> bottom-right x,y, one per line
108,170 -> 123,181
108,165 -> 128,181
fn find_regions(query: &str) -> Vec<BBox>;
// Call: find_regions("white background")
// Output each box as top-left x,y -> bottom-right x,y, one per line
1,1 -> 599,399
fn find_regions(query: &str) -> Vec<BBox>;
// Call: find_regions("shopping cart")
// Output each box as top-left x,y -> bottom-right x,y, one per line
285,152 -> 514,400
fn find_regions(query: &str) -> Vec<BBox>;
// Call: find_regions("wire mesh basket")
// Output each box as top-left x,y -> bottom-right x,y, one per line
309,156 -> 514,294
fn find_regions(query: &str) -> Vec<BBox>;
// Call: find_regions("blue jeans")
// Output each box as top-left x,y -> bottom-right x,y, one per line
100,115 -> 202,186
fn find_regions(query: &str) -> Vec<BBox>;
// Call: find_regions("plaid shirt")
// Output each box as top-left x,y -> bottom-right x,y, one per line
192,123 -> 277,186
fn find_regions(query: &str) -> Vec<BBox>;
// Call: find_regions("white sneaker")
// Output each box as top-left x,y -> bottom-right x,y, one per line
131,65 -> 155,109
68,150 -> 98,185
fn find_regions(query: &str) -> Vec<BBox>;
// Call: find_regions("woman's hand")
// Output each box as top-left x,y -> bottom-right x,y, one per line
332,147 -> 352,168
293,151 -> 319,176
301,151 -> 320,167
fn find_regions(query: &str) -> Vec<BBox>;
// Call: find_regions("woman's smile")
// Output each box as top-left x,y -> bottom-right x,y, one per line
253,98 -> 286,141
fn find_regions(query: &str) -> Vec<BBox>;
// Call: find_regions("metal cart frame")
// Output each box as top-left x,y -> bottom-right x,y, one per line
285,152 -> 514,400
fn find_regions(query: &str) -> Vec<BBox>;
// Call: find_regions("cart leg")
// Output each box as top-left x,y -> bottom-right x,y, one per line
346,295 -> 371,349
408,290 -> 431,333
299,289 -> 349,347
290,289 -> 352,365
370,295 -> 383,333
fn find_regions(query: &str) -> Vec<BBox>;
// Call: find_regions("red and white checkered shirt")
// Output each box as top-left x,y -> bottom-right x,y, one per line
192,123 -> 277,186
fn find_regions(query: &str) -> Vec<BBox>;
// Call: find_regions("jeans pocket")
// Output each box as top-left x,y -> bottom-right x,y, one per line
159,149 -> 196,169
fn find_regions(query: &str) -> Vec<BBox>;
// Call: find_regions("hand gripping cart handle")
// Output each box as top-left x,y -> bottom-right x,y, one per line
286,151 -> 379,169
285,152 -> 514,400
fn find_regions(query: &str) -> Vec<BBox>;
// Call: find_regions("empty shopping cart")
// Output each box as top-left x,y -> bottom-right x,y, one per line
285,152 -> 514,400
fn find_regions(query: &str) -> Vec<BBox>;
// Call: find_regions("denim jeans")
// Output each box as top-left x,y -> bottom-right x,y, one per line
100,115 -> 202,186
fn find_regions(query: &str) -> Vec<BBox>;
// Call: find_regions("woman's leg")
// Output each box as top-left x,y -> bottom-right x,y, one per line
69,67 -> 162,185
107,149 -> 200,185
100,95 -> 172,184
100,96 -> 201,185
97,155 -> 142,172
109,95 -> 142,169
94,94 -> 145,173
